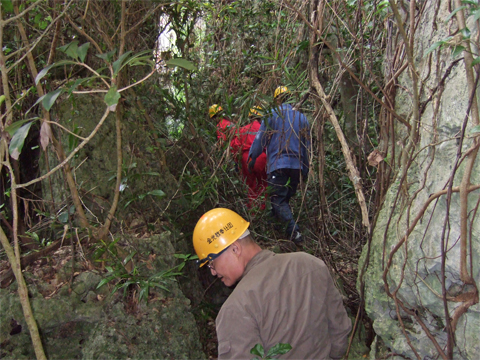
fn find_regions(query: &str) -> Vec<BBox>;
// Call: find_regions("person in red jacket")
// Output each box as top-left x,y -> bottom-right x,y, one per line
209,104 -> 235,144
231,107 -> 267,210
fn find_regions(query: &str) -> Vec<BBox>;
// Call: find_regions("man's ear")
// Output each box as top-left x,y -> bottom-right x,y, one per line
231,242 -> 242,258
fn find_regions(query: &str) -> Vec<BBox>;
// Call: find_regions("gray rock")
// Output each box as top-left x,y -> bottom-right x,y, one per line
358,1 -> 480,359
0,234 -> 206,359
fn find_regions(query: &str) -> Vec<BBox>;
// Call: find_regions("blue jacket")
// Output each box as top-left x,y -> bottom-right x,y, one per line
248,103 -> 310,175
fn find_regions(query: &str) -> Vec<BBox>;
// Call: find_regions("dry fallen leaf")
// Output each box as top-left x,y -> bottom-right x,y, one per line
367,149 -> 384,167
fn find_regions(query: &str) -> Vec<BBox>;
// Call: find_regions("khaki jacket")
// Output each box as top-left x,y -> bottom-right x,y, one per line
216,250 -> 351,359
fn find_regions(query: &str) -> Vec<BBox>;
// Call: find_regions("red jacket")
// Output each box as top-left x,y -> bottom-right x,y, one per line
216,118 -> 235,143
231,120 -> 262,155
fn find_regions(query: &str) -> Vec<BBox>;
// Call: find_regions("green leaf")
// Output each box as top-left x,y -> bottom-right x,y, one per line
250,344 -> 264,358
58,211 -> 69,223
146,189 -> 166,198
96,278 -> 112,289
77,42 -> 90,63
104,85 -> 121,107
0,95 -> 5,106
266,343 -> 292,358
42,89 -> 63,111
113,51 -> 132,76
9,122 -> 33,160
472,9 -> 480,21
461,27 -> 471,39
470,125 -> 480,134
67,77 -> 95,94
425,38 -> 450,56
472,57 -> 480,66
123,251 -> 137,266
57,41 -> 79,60
166,58 -> 197,71
35,64 -> 55,85
445,6 -> 466,23
124,198 -> 136,208
138,287 -> 147,301
451,45 -> 465,58
1,0 -> 13,13
5,118 -> 38,136
96,49 -> 116,63
35,60 -> 78,85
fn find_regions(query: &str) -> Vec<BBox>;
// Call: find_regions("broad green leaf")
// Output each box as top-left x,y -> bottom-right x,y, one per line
250,344 -> 264,358
9,122 -> 33,160
472,9 -> 480,21
1,0 -> 13,13
57,41 -> 79,60
470,125 -> 480,133
166,58 -> 197,71
5,118 -> 38,136
42,89 -> 63,111
472,57 -> 480,66
113,51 -> 132,76
77,42 -> 90,63
35,64 -> 54,85
146,189 -> 166,198
96,49 -> 116,63
0,95 -> 5,106
266,343 -> 292,358
35,60 -> 78,85
451,45 -> 465,58
104,85 -> 121,107
58,211 -> 69,223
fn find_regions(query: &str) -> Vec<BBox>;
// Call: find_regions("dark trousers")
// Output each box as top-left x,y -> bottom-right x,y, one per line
268,168 -> 300,239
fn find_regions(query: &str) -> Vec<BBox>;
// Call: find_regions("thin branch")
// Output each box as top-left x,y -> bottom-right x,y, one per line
283,0 -> 411,130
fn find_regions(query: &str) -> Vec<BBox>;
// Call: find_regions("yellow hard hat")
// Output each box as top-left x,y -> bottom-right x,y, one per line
193,208 -> 250,267
209,104 -> 223,118
248,106 -> 263,117
274,86 -> 289,99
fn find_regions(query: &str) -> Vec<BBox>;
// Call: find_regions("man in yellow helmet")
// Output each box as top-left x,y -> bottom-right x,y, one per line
248,86 -> 311,244
193,208 -> 351,359
209,104 -> 236,144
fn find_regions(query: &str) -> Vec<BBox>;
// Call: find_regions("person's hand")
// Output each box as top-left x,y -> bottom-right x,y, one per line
247,157 -> 256,173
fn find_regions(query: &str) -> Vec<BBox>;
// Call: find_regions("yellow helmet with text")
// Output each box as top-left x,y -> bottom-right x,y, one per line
209,104 -> 223,118
248,106 -> 263,117
193,208 -> 250,267
274,86 -> 289,99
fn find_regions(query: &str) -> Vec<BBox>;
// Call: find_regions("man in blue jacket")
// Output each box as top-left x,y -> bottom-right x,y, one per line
248,86 -> 310,244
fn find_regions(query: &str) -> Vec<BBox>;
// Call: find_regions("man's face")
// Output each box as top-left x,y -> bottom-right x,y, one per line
208,245 -> 243,287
